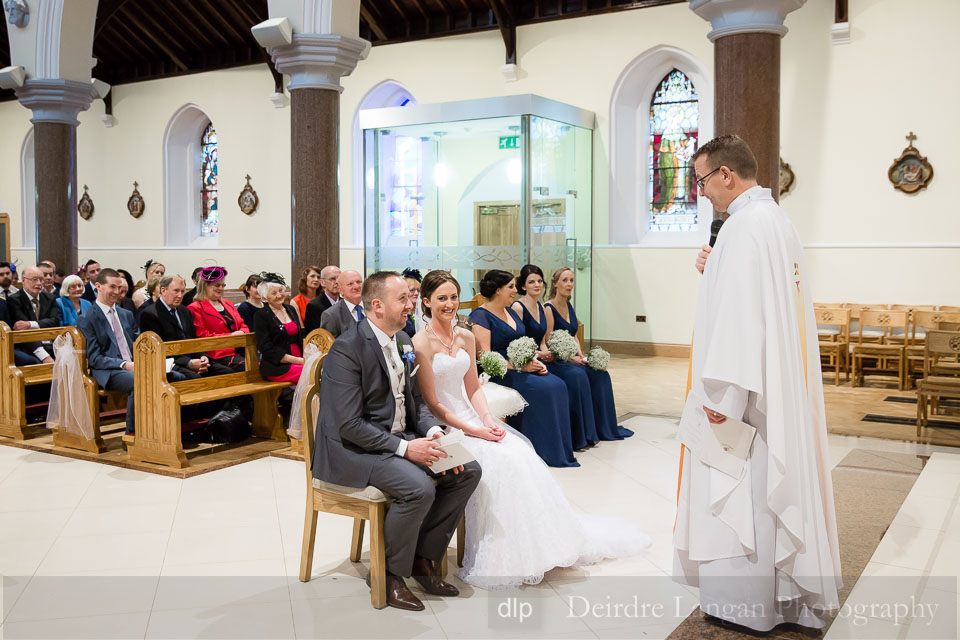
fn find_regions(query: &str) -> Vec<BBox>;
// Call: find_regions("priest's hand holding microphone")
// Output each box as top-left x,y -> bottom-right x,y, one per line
699,218 -> 727,424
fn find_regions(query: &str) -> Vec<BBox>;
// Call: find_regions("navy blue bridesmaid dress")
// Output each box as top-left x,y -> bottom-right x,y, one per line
469,306 -> 579,467
546,301 -> 634,440
517,301 -> 598,449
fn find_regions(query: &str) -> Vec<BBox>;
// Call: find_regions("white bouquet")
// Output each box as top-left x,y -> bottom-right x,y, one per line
506,336 -> 538,370
546,329 -> 579,362
586,346 -> 610,371
478,350 -> 508,379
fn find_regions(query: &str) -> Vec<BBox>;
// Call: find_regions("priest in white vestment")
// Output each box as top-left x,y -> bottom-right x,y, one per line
673,135 -> 842,631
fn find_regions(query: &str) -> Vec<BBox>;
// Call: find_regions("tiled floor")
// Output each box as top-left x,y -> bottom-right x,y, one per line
2,413 -> 959,639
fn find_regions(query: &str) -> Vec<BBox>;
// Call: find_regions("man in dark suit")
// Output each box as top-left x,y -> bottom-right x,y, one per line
318,270 -> 363,338
81,260 -> 100,303
8,266 -> 61,364
303,264 -> 340,333
0,262 -> 17,299
77,268 -> 138,434
139,275 -> 233,379
38,261 -> 60,298
313,271 -> 480,611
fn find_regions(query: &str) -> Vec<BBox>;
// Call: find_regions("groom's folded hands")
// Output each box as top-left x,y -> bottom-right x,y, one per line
404,431 -> 465,475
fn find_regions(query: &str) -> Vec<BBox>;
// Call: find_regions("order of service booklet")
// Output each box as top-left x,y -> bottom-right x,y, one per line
429,429 -> 477,474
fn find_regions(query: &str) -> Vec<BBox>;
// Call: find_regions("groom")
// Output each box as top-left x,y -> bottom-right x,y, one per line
313,271 -> 481,611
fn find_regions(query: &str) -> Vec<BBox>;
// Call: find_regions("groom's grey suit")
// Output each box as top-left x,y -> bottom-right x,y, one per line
312,319 -> 481,578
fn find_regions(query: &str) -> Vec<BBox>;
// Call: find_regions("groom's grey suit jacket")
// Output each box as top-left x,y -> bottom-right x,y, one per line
312,319 -> 442,488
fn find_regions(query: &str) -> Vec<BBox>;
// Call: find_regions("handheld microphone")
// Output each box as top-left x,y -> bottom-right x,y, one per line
709,219 -> 724,248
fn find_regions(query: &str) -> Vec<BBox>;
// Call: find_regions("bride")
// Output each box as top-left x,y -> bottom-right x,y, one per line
411,270 -> 650,590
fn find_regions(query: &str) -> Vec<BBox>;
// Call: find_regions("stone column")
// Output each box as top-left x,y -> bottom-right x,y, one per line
269,34 -> 369,282
691,0 -> 806,202
16,79 -> 98,270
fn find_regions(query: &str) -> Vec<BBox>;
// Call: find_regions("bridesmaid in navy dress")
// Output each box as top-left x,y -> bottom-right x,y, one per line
470,269 -> 578,468
545,267 -> 634,441
512,264 -> 597,450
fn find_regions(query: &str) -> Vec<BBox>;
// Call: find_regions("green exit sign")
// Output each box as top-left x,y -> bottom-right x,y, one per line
498,136 -> 519,149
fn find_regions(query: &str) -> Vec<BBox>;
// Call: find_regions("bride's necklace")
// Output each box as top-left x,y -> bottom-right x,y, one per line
427,323 -> 457,354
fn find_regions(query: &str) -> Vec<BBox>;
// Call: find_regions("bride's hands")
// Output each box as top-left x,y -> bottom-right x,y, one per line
469,421 -> 506,442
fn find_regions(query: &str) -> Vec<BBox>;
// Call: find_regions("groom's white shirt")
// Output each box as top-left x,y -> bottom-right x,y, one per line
368,320 -> 443,458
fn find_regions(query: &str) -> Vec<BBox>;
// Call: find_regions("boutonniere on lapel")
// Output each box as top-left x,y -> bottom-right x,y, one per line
398,339 -> 418,377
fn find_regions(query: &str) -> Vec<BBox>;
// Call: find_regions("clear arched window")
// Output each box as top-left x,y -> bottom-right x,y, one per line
200,123 -> 218,237
649,69 -> 699,232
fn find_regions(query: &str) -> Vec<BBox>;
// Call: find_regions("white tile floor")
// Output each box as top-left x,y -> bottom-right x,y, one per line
0,417 -> 958,639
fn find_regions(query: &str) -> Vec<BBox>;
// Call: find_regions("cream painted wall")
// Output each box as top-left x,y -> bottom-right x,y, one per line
1,0 -> 957,342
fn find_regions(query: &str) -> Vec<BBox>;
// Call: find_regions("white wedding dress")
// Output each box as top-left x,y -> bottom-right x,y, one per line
432,349 -> 651,590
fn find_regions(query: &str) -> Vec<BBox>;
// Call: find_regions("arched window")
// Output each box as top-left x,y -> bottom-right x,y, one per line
649,69 -> 699,233
20,128 -> 35,248
200,123 -> 218,237
162,104 -> 217,247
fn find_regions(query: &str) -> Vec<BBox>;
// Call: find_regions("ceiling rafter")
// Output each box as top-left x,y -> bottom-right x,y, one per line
118,4 -> 190,71
360,4 -> 390,41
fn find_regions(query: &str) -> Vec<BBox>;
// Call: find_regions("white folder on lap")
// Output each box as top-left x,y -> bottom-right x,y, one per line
702,418 -> 757,480
429,430 -> 476,474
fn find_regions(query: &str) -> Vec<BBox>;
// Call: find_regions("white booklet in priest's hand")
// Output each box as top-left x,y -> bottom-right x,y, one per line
428,429 -> 477,474
702,417 -> 757,480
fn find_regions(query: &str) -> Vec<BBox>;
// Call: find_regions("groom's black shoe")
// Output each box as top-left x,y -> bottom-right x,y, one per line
366,571 -> 425,611
411,556 -> 460,597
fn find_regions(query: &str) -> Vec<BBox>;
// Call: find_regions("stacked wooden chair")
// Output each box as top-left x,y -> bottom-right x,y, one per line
905,311 -> 960,388
915,330 -> 960,435
815,307 -> 850,386
851,309 -> 910,390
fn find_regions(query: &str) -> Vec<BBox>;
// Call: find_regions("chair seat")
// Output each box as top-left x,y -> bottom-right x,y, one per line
917,376 -> 960,391
818,328 -> 839,336
852,344 -> 905,355
312,478 -> 389,502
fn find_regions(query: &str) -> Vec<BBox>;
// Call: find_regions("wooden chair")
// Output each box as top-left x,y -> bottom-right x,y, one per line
851,309 -> 909,390
915,330 -> 960,435
940,321 -> 960,332
938,306 -> 960,312
815,308 -> 850,386
844,304 -> 887,343
905,311 -> 960,388
288,328 -> 336,456
125,332 -> 293,468
298,353 -> 465,608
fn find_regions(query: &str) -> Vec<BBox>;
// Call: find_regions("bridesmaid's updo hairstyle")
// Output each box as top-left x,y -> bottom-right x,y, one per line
516,264 -> 544,296
420,270 -> 460,319
479,269 -> 515,299
549,266 -> 575,299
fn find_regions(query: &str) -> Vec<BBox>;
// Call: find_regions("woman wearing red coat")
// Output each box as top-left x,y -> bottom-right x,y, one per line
187,266 -> 249,372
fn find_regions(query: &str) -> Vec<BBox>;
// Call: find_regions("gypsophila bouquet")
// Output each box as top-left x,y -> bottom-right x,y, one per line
586,346 -> 610,372
546,329 -> 579,362
506,336 -> 538,370
478,350 -> 508,379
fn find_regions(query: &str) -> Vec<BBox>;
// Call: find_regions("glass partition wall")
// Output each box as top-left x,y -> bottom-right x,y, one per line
362,98 -> 594,341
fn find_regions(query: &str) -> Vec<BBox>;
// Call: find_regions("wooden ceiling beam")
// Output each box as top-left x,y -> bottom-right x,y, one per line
360,4 -> 390,41
220,0 -> 261,44
195,0 -> 247,44
487,0 -> 516,64
118,5 -> 190,71
162,2 -> 217,49
100,22 -> 148,62
387,0 -> 411,37
410,0 -> 430,19
94,0 -> 135,38
178,1 -> 233,47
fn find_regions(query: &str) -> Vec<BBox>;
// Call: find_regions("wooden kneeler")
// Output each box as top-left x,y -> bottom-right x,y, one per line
298,354 -> 466,609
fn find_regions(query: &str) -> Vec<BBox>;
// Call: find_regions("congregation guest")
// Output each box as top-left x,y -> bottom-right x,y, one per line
319,270 -> 364,338
77,269 -> 138,434
81,260 -> 100,302
0,283 -> 38,367
0,262 -> 16,299
188,266 -> 249,372
303,265 -> 340,333
56,275 -> 92,327
181,267 -> 203,306
117,274 -> 138,316
38,261 -> 59,298
290,265 -> 322,322
236,274 -> 264,330
512,264 -> 597,449
8,266 -> 60,365
139,275 -> 233,379
254,274 -> 305,383
469,269 -> 577,468
133,277 -> 159,323
52,265 -> 65,291
133,260 -> 165,308
401,268 -> 421,338
10,264 -> 19,288
545,267 -> 632,440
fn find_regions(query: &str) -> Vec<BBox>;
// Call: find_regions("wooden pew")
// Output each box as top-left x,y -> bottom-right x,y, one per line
125,331 -> 293,468
1,322 -> 61,440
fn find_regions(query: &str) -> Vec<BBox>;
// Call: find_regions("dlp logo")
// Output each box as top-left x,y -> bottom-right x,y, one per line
497,597 -> 533,623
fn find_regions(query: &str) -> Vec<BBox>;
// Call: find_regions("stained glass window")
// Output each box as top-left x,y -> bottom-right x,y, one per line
648,69 -> 699,232
387,135 -> 423,238
200,123 -> 218,237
